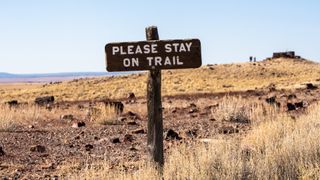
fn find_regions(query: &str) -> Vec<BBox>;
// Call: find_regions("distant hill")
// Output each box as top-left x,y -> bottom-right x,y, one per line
0,72 -> 131,83
1,57 -> 319,102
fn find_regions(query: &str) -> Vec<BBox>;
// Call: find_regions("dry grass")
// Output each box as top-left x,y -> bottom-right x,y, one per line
89,103 -> 120,125
213,96 -> 278,124
62,102 -> 320,179
1,58 -> 320,103
0,104 -> 41,131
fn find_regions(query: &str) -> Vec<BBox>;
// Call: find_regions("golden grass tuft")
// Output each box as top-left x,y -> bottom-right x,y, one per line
0,104 -> 41,131
64,102 -> 320,179
88,103 -> 120,125
213,96 -> 278,124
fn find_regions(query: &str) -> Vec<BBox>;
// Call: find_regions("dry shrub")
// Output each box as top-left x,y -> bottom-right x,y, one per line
213,96 -> 278,124
65,103 -> 320,179
0,104 -> 41,131
89,103 -> 119,125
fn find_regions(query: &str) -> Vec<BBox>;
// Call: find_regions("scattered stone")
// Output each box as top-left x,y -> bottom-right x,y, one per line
288,94 -> 297,99
111,137 -> 121,144
127,121 -> 138,125
306,83 -> 317,90
287,103 -> 296,111
125,111 -> 137,117
5,100 -> 18,107
30,145 -> 46,153
118,116 -> 127,122
171,108 -> 177,113
190,103 -> 197,108
132,128 -> 145,134
267,83 -> 276,91
0,146 -> 5,156
219,126 -> 239,134
124,134 -> 134,142
127,92 -> 136,102
165,129 -> 182,140
186,129 -> 198,138
129,146 -> 139,151
72,121 -> 86,128
35,96 -> 55,106
295,101 -> 308,109
84,144 -> 94,151
265,96 -> 276,104
61,114 -> 74,121
222,84 -> 233,88
188,108 -> 198,113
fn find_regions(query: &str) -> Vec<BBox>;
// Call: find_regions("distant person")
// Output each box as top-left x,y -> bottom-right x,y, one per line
254,57 -> 256,62
249,56 -> 253,62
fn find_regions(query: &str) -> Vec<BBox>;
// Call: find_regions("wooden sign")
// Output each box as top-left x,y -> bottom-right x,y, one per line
105,39 -> 201,71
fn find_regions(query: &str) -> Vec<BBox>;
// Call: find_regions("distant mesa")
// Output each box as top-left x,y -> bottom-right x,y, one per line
265,51 -> 303,61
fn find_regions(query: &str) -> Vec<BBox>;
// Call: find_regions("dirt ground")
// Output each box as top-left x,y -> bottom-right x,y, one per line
0,82 -> 319,179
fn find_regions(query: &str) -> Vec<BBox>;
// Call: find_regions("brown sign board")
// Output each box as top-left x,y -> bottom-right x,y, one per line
105,39 -> 201,71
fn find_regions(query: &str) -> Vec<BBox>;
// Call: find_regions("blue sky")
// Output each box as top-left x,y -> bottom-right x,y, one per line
0,0 -> 319,73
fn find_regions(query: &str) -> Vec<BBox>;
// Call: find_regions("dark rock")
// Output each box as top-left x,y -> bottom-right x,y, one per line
85,144 -> 94,151
295,101 -> 308,109
190,103 -> 197,108
267,83 -> 276,91
125,111 -> 137,117
165,129 -> 182,140
61,114 -> 74,121
118,116 -> 127,122
72,121 -> 86,128
35,96 -> 55,106
124,134 -> 134,142
222,84 -> 233,88
127,92 -> 135,99
28,125 -> 35,129
265,96 -> 276,104
306,83 -> 317,90
288,94 -> 297,99
5,100 -> 18,107
219,126 -> 239,134
0,146 -> 5,156
111,137 -> 120,144
127,121 -> 138,125
186,129 -> 198,138
188,108 -> 198,113
127,93 -> 136,102
30,145 -> 46,153
287,103 -> 296,111
132,128 -> 145,134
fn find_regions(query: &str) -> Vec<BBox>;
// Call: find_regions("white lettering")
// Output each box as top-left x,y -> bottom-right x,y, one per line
147,57 -> 153,66
165,44 -> 172,53
151,44 -> 158,53
112,46 -> 119,55
155,56 -> 162,66
172,43 -> 179,52
143,45 -> 150,54
132,58 -> 139,66
164,56 -> 171,65
127,45 -> 134,54
135,45 -> 142,54
179,43 -> 186,52
177,56 -> 183,65
185,42 -> 192,52
120,46 -> 126,55
123,58 -> 130,67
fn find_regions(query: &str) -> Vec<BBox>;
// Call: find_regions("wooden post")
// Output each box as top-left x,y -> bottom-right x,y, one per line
146,26 -> 164,168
